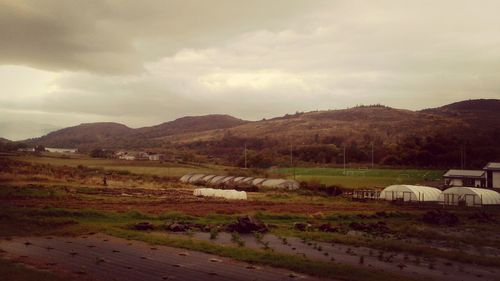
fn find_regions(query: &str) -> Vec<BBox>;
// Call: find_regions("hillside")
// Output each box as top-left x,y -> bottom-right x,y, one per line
134,114 -> 247,138
22,99 -> 500,168
24,115 -> 247,150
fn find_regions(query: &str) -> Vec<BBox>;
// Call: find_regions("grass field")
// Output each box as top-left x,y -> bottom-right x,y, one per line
273,167 -> 445,188
1,157 -> 499,281
11,154 -> 228,177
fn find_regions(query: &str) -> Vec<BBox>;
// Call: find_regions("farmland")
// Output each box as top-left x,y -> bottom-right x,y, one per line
1,154 -> 499,281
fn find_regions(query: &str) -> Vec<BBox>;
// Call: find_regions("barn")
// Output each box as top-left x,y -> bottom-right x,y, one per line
379,185 -> 441,202
439,187 -> 500,206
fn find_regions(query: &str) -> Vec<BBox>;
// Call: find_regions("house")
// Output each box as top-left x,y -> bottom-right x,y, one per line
134,152 -> 149,161
443,169 -> 486,188
46,147 -> 77,153
148,154 -> 165,161
484,162 -> 500,189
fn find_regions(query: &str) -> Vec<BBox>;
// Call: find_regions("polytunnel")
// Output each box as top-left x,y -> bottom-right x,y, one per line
220,176 -> 235,184
201,175 -> 217,182
209,175 -> 227,184
179,173 -> 193,183
187,174 -> 206,183
439,187 -> 500,206
261,179 -> 300,190
193,188 -> 247,200
379,185 -> 441,202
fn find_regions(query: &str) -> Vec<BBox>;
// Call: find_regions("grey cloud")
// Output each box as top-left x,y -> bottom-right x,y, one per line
0,0 -> 323,73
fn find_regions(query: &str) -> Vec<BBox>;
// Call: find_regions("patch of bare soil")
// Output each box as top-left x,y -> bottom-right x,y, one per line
0,186 -> 395,215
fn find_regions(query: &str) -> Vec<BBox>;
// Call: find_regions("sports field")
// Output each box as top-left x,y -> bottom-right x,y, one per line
273,167 -> 445,188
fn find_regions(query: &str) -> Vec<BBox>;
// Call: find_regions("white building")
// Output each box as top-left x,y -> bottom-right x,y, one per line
484,162 -> 500,189
443,169 -> 486,188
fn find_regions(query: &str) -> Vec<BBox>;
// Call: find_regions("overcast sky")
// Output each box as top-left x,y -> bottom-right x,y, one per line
1,0 -> 500,140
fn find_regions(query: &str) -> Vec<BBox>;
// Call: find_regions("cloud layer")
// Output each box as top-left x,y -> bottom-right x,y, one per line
1,0 -> 500,140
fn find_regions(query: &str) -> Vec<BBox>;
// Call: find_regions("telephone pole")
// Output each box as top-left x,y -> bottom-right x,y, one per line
343,145 -> 346,175
244,143 -> 247,169
371,143 -> 374,169
290,143 -> 295,180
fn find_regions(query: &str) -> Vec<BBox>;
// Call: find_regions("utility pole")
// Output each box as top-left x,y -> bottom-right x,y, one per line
290,143 -> 295,180
460,145 -> 464,169
343,145 -> 346,175
463,145 -> 466,169
244,143 -> 247,169
371,143 -> 374,169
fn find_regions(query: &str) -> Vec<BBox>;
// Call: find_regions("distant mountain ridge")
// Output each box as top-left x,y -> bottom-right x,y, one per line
21,99 -> 500,168
24,114 -> 247,149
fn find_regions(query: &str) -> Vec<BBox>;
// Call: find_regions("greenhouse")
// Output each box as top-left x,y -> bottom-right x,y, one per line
379,185 -> 441,202
180,174 -> 300,190
439,187 -> 500,206
193,188 -> 247,200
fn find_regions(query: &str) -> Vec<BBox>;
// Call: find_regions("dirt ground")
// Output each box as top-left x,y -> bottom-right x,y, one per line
1,187 -> 364,215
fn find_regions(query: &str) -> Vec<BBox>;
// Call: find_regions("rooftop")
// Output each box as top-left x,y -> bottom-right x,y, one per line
443,169 -> 485,178
484,162 -> 500,170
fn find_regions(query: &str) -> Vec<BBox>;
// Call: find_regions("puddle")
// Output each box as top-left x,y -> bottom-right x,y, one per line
0,234 -> 322,281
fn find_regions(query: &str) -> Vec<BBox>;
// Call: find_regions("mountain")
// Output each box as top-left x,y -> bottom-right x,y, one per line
24,115 -> 247,150
23,99 -> 500,168
134,114 -> 247,138
24,122 -> 134,148
425,99 -> 500,112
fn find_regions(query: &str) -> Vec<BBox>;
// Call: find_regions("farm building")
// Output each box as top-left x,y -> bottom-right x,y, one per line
439,187 -> 500,206
148,154 -> 165,161
484,162 -> 500,189
180,174 -> 300,190
443,169 -> 486,188
379,185 -> 441,202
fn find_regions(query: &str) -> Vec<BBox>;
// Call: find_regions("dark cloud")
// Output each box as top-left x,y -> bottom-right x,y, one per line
0,0 -> 321,73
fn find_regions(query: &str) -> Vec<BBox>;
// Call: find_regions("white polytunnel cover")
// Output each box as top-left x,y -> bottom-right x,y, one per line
220,176 -> 235,184
439,187 -> 500,206
179,174 -> 193,183
181,174 -> 300,190
187,174 -> 206,183
379,185 -> 441,202
209,176 -> 226,184
193,188 -> 247,200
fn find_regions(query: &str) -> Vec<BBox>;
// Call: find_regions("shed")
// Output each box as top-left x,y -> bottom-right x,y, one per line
439,187 -> 500,206
379,185 -> 441,202
443,169 -> 485,188
484,162 -> 500,189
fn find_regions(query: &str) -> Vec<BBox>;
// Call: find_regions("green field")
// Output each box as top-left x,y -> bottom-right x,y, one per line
11,154 -> 228,177
12,154 -> 445,189
273,167 -> 445,189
